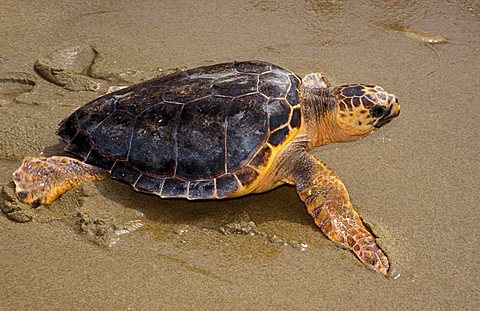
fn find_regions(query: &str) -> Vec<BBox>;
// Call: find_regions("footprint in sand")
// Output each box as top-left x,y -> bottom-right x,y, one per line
0,75 -> 36,105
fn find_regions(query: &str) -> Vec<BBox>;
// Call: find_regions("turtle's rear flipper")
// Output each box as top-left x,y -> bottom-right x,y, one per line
13,156 -> 107,207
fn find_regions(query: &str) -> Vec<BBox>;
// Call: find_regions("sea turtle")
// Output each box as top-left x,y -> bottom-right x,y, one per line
12,61 -> 400,275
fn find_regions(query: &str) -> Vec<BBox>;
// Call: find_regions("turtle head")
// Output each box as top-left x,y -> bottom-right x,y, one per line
331,84 -> 400,139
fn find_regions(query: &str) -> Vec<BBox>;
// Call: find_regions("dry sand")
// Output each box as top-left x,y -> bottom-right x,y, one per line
1,0 -> 479,310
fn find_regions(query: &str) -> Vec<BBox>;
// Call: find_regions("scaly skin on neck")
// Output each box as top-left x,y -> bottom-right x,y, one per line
299,87 -> 371,150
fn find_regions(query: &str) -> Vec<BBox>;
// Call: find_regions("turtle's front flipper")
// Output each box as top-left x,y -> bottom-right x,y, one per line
291,153 -> 389,275
13,156 -> 107,207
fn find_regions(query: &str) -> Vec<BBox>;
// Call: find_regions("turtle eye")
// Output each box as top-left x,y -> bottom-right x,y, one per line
369,105 -> 386,118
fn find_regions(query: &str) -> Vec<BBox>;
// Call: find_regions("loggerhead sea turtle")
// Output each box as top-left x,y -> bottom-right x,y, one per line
13,61 -> 400,275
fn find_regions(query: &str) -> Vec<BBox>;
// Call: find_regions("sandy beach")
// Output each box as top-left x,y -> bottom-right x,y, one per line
1,1 -> 479,309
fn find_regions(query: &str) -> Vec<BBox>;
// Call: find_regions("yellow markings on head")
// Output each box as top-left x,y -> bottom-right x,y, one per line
332,84 -> 400,138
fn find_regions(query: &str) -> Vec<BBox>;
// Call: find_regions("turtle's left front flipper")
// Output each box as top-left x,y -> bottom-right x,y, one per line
290,153 -> 390,275
13,156 -> 107,207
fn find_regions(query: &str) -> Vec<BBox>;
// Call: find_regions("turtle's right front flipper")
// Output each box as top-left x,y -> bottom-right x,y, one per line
13,156 -> 107,207
291,153 -> 390,276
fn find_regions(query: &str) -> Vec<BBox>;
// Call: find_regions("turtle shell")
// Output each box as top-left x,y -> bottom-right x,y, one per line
57,61 -> 302,199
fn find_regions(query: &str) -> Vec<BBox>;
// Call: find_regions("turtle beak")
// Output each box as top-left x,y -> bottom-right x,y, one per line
374,98 -> 400,128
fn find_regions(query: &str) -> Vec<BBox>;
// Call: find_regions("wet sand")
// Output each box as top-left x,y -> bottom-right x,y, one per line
1,0 -> 479,309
